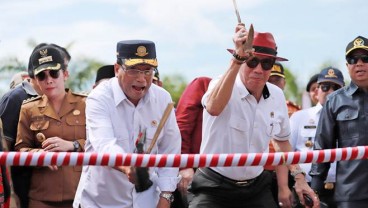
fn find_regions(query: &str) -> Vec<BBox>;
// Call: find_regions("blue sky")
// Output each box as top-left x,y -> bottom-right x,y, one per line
1,0 -> 367,89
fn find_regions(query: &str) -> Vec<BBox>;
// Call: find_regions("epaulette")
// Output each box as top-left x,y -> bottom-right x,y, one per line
22,96 -> 42,104
72,91 -> 89,97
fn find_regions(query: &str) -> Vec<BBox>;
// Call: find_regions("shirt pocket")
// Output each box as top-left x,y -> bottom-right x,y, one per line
30,119 -> 50,145
66,115 -> 86,140
229,116 -> 249,147
65,115 -> 86,126
336,108 -> 359,142
30,119 -> 50,131
266,118 -> 282,138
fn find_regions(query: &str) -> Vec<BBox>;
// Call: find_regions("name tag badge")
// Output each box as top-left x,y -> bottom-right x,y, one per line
300,126 -> 316,138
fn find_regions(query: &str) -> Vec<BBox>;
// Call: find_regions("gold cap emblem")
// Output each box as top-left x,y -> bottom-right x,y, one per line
38,49 -> 53,65
135,46 -> 148,57
353,38 -> 364,47
325,68 -> 337,78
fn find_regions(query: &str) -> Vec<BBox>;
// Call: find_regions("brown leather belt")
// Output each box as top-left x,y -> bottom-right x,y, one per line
198,168 -> 258,187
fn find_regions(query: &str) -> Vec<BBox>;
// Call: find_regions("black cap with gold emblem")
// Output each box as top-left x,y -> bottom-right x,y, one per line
346,36 -> 368,57
317,67 -> 344,87
116,40 -> 158,67
31,45 -> 65,76
270,62 -> 285,78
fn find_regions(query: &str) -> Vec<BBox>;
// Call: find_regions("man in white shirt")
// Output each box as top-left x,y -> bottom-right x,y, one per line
290,67 -> 344,208
76,40 -> 181,208
188,24 -> 319,208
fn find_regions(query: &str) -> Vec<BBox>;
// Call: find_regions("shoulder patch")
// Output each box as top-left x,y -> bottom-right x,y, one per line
22,96 -> 41,104
72,91 -> 89,97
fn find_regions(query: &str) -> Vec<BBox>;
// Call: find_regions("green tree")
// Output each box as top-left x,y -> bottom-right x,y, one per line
284,66 -> 301,105
161,74 -> 187,106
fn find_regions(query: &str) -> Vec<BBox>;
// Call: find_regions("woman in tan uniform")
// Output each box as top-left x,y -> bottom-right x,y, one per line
15,44 -> 86,208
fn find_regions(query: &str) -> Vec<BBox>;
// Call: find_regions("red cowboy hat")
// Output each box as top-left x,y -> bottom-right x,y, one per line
228,31 -> 288,61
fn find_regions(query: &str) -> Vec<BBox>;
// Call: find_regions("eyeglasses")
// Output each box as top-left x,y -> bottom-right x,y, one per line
346,55 -> 368,65
320,83 -> 341,92
246,57 -> 275,71
35,70 -> 61,81
122,67 -> 154,78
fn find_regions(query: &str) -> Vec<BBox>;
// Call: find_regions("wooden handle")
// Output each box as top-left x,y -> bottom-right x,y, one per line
146,102 -> 174,154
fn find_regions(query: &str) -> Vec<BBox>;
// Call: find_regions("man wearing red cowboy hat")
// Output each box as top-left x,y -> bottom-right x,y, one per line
188,24 -> 319,208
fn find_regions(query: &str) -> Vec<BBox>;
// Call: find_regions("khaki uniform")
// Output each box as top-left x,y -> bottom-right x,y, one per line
14,89 -> 86,203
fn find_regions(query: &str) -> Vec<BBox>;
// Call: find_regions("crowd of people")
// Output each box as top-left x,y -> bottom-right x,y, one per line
0,23 -> 367,208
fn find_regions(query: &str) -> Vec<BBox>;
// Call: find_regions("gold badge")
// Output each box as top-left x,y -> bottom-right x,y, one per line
305,140 -> 313,148
36,132 -> 46,143
135,46 -> 149,57
353,38 -> 364,47
38,49 -> 53,64
73,110 -> 80,115
40,49 -> 48,57
272,65 -> 282,73
325,68 -> 337,78
151,120 -> 158,127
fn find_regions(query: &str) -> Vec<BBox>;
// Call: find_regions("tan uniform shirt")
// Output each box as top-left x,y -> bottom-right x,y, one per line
15,89 -> 86,202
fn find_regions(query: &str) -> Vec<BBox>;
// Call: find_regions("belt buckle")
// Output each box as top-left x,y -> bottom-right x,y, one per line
324,182 -> 334,190
235,180 -> 251,186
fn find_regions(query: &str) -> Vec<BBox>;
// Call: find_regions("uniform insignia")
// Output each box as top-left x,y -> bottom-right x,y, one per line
354,38 -> 364,47
308,119 -> 315,124
36,132 -> 46,143
135,46 -> 148,57
22,96 -> 41,104
73,110 -> 81,115
305,140 -> 313,148
325,68 -> 337,78
151,120 -> 158,127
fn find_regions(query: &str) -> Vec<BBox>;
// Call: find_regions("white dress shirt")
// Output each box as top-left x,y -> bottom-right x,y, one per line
289,103 -> 336,182
201,75 -> 291,181
76,78 -> 181,208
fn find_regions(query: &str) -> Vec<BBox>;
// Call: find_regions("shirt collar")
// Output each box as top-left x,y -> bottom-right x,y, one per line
346,81 -> 362,96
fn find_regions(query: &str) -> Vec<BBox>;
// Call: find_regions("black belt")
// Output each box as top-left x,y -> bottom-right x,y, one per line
198,168 -> 258,187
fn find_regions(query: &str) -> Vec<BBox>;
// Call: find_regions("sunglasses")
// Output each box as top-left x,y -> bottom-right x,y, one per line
320,83 -> 341,92
346,55 -> 368,65
35,70 -> 61,81
246,57 -> 275,71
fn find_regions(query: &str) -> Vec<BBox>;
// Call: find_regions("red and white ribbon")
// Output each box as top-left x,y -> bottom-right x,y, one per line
1,146 -> 368,167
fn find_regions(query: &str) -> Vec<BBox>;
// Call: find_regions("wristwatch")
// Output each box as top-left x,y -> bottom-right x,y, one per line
73,140 -> 80,152
159,192 -> 174,203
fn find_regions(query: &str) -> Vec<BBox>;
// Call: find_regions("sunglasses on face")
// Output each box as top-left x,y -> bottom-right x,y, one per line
246,57 -> 275,71
320,83 -> 341,92
346,55 -> 368,65
35,70 -> 61,81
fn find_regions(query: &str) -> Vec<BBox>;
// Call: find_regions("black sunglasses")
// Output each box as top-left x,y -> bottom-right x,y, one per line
320,83 -> 341,92
246,57 -> 275,71
346,55 -> 368,65
35,70 -> 61,81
